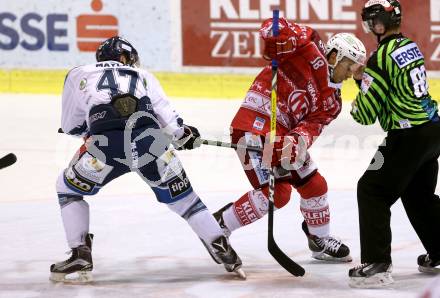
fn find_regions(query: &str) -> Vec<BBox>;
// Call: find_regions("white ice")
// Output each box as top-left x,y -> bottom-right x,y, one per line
0,94 -> 439,298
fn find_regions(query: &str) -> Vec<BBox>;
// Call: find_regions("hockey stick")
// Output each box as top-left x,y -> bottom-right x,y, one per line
60,126 -> 262,154
60,127 -> 262,153
0,153 -> 17,170
267,10 -> 305,277
200,138 -> 262,152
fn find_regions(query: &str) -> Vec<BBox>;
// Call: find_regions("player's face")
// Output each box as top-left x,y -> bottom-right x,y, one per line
372,18 -> 386,35
332,58 -> 356,83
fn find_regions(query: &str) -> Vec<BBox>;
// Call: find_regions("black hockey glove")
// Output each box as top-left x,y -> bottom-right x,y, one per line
176,125 -> 201,150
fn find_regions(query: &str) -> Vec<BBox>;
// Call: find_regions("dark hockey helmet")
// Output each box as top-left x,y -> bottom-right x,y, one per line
361,0 -> 402,33
96,36 -> 139,67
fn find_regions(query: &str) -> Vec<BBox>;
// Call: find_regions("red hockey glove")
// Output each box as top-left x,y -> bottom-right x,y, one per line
272,135 -> 308,169
260,17 -> 298,61
262,36 -> 297,61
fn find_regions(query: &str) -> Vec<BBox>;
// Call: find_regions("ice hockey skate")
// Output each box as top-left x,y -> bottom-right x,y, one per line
302,221 -> 352,262
201,235 -> 246,279
348,263 -> 393,288
213,203 -> 233,237
418,254 -> 440,274
49,234 -> 94,283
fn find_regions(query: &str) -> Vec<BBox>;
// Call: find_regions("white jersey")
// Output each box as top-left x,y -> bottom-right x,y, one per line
61,61 -> 184,140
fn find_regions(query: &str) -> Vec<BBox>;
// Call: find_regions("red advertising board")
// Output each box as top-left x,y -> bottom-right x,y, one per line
182,0 -> 440,70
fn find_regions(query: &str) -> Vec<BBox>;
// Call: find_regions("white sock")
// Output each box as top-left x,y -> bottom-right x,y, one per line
61,200 -> 90,248
187,209 -> 223,243
166,193 -> 224,244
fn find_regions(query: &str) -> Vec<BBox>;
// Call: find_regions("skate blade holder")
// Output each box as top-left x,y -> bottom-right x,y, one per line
311,251 -> 353,263
50,271 -> 93,283
223,263 -> 247,280
349,272 -> 394,289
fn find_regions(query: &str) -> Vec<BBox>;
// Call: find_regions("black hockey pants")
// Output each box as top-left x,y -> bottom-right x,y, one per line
357,119 -> 440,263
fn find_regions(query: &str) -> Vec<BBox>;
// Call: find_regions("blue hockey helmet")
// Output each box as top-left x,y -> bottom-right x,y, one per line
96,36 -> 139,67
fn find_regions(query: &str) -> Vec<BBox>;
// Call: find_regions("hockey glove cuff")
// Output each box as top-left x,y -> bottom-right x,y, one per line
175,125 -> 201,150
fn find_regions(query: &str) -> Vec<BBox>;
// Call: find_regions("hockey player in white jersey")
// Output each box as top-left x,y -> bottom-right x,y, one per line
50,36 -> 245,282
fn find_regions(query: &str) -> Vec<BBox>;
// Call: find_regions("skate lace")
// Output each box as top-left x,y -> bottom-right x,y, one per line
319,236 -> 342,253
353,263 -> 368,270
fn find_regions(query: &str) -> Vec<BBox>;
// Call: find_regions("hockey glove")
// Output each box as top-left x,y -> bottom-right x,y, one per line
260,17 -> 298,61
176,125 -> 201,150
263,36 -> 297,61
272,134 -> 308,169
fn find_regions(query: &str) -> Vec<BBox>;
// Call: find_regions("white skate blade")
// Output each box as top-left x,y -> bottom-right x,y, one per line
418,266 -> 440,274
234,267 -> 247,280
349,272 -> 394,288
312,251 -> 353,263
223,263 -> 246,280
50,270 -> 93,283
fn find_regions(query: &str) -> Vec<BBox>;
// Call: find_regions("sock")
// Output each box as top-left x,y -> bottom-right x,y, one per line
187,209 -> 223,243
223,181 -> 292,233
224,190 -> 269,231
61,200 -> 90,248
168,193 -> 223,244
297,173 -> 330,238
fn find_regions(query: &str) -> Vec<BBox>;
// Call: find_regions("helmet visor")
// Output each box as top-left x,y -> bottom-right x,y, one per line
362,20 -> 373,33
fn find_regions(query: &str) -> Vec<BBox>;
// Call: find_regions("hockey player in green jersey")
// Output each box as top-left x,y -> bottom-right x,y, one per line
348,0 -> 440,288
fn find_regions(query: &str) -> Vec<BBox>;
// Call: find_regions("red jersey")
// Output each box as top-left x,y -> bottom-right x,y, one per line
231,25 -> 342,149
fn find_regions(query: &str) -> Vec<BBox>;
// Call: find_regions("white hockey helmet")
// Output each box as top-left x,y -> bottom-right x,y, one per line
326,33 -> 367,66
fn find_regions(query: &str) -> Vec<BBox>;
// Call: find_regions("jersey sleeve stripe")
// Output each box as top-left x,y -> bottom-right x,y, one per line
366,69 -> 389,94
366,86 -> 384,115
377,46 -> 385,70
356,93 -> 377,124
385,40 -> 397,78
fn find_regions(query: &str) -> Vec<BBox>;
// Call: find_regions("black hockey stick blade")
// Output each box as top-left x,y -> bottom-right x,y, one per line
268,201 -> 306,277
0,153 -> 17,170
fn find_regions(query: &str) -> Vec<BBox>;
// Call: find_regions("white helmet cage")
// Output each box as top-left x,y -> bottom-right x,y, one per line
326,33 -> 367,67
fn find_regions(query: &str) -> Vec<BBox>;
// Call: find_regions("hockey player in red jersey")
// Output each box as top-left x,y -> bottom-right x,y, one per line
213,18 -> 367,262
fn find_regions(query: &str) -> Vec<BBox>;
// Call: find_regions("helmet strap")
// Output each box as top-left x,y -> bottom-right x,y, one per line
376,32 -> 383,43
327,50 -> 339,82
328,64 -> 337,83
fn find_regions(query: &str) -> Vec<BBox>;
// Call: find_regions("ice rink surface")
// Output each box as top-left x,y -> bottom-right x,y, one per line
0,94 -> 439,297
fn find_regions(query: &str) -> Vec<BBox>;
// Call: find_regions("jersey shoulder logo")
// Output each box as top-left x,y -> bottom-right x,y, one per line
252,116 -> 265,131
390,43 -> 424,69
79,78 -> 87,90
361,73 -> 374,95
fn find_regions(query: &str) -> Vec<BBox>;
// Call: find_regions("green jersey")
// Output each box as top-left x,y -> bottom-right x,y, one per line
351,34 -> 438,131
